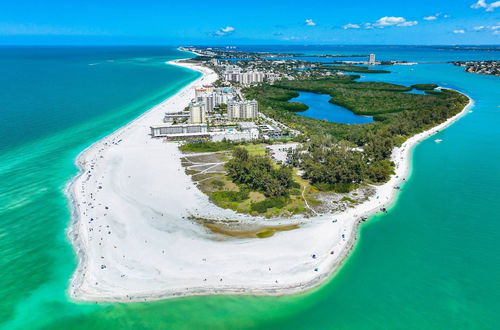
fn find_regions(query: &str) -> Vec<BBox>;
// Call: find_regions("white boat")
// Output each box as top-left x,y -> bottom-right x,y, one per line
435,139 -> 443,143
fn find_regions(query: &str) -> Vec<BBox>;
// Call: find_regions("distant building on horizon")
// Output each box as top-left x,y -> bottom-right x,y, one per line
369,53 -> 376,65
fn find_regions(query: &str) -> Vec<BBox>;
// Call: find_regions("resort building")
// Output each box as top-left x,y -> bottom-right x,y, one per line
222,67 -> 269,86
150,123 -> 208,138
195,87 -> 235,112
194,86 -> 214,98
222,66 -> 242,82
240,71 -> 265,85
189,102 -> 207,124
210,129 -> 259,142
237,122 -> 259,131
227,100 -> 259,120
258,124 -> 282,138
164,111 -> 190,123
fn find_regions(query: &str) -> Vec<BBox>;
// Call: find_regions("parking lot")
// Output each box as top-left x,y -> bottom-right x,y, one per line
266,142 -> 300,164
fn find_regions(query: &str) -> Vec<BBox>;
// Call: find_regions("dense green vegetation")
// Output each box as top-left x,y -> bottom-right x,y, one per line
225,148 -> 296,198
251,197 -> 288,213
411,84 -> 438,90
319,65 -> 391,74
244,76 -> 468,191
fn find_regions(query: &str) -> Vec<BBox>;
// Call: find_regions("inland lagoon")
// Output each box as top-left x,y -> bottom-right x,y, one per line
289,91 -> 374,124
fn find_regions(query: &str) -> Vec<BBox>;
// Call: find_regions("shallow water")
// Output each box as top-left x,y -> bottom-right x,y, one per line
0,45 -> 499,329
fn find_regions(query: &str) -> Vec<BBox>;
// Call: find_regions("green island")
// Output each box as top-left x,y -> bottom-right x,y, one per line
316,64 -> 391,74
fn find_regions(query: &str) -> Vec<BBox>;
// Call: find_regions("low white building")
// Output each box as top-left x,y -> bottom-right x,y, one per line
210,128 -> 259,142
164,111 -> 190,123
150,123 -> 208,138
237,122 -> 259,131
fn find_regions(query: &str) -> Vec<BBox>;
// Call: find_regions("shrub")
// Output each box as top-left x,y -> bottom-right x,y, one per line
211,179 -> 224,188
251,197 -> 287,213
211,190 -> 249,203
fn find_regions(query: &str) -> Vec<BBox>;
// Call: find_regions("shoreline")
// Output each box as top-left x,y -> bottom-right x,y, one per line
66,56 -> 219,300
66,53 -> 473,302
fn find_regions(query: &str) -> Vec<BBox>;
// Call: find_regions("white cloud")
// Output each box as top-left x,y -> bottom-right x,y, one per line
373,16 -> 418,27
213,26 -> 235,37
453,29 -> 466,34
424,15 -> 438,20
472,24 -> 500,33
345,16 -> 418,31
305,19 -> 317,26
342,23 -> 360,29
423,13 -> 449,21
471,0 -> 500,12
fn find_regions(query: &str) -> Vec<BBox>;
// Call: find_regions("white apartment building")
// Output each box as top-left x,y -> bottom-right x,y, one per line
150,123 -> 208,138
189,102 -> 207,124
195,87 -> 235,112
227,100 -> 259,120
223,71 -> 266,85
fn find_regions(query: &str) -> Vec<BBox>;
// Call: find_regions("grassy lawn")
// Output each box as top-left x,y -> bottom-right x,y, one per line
241,143 -> 267,156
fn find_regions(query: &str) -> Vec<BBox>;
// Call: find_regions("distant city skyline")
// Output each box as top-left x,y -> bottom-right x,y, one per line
0,0 -> 499,45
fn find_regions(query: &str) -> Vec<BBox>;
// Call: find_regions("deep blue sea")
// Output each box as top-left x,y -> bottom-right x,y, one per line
0,45 -> 499,329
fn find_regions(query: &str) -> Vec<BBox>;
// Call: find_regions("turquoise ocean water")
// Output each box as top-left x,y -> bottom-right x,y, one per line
0,46 -> 499,329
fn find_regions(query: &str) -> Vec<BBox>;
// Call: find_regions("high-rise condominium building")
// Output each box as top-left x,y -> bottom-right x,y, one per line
227,100 -> 259,120
189,102 -> 207,124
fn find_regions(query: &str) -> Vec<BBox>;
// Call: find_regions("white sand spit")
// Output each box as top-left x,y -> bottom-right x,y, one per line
67,58 -> 473,302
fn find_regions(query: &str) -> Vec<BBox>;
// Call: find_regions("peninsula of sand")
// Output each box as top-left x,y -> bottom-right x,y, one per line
67,55 -> 473,302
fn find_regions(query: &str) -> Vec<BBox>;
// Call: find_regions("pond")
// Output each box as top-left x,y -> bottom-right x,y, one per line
289,91 -> 374,124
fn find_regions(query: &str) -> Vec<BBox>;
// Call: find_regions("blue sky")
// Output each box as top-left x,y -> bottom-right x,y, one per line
0,0 -> 498,45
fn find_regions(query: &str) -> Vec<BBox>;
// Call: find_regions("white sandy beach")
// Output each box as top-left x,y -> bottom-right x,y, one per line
67,57 -> 473,302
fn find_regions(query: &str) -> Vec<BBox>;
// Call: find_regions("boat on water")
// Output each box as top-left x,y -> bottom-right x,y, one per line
435,139 -> 443,143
